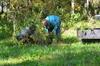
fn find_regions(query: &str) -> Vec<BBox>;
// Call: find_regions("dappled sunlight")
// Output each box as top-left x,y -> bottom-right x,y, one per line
0,38 -> 11,43
0,47 -> 65,65
0,57 -> 25,65
0,0 -> 100,65
61,36 -> 79,44
1,19 -> 100,66
1,30 -> 100,66
73,21 -> 100,29
62,29 -> 76,37
0,43 -> 100,66
61,29 -> 79,44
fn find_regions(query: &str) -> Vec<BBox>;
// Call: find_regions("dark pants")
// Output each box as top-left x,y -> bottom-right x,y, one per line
45,25 -> 61,44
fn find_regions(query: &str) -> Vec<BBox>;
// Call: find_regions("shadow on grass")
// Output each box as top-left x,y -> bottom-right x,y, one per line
0,32 -> 11,40
1,45 -> 100,66
81,39 -> 100,44
0,44 -> 22,60
0,40 -> 25,60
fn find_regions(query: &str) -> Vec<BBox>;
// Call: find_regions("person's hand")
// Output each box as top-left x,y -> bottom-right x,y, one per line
44,28 -> 48,33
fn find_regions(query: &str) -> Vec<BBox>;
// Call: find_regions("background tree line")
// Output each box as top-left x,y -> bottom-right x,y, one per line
0,0 -> 100,39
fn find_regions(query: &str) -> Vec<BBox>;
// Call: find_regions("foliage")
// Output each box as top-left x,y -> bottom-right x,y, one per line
0,0 -> 100,42
63,13 -> 83,29
1,0 -> 100,66
0,0 -> 72,40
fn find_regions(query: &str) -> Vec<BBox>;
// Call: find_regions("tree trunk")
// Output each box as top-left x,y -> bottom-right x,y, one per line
12,17 -> 16,40
86,0 -> 89,17
71,0 -> 75,14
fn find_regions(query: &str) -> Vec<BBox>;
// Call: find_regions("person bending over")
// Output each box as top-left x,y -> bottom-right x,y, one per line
42,15 -> 61,44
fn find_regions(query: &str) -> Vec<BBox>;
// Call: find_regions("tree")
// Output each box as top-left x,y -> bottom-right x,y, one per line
71,0 -> 75,14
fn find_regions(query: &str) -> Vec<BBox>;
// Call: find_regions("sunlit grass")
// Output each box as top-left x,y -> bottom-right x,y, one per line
73,20 -> 100,29
0,38 -> 100,66
1,21 -> 100,66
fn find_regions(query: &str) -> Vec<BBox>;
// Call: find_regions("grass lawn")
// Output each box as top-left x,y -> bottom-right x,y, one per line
0,37 -> 100,66
1,21 -> 100,66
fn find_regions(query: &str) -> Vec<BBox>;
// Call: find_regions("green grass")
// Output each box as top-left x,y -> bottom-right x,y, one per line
0,38 -> 100,66
1,21 -> 100,66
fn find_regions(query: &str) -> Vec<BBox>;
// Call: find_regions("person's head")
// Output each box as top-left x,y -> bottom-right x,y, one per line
42,19 -> 48,27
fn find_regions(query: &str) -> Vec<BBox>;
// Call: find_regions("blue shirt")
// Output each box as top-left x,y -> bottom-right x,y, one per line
45,15 -> 61,32
45,15 -> 60,26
